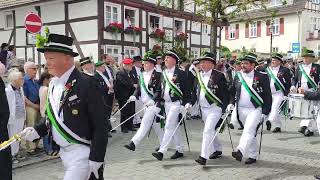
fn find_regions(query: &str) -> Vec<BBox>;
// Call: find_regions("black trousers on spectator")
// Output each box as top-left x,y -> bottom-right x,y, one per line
119,100 -> 134,131
0,126 -> 12,180
106,93 -> 114,131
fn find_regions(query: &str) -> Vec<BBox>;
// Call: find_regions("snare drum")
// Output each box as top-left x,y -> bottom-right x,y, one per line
288,93 -> 318,119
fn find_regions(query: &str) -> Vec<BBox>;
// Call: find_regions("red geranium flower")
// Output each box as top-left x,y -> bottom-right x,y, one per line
254,76 -> 259,81
65,83 -> 72,90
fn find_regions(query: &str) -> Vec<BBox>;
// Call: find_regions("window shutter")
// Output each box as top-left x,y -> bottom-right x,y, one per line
266,20 -> 271,36
245,23 -> 249,38
225,26 -> 229,40
236,24 -> 239,39
280,18 -> 284,34
257,21 -> 261,37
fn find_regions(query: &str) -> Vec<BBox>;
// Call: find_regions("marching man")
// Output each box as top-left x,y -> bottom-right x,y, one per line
264,53 -> 291,133
192,52 -> 229,165
228,53 -> 272,164
291,49 -> 320,136
21,34 -> 108,180
152,50 -> 192,161
124,55 -> 164,151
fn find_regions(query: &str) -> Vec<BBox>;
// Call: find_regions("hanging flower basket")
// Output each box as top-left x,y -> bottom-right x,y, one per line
174,32 -> 188,41
105,22 -> 123,33
124,26 -> 142,35
149,28 -> 166,41
152,44 -> 162,51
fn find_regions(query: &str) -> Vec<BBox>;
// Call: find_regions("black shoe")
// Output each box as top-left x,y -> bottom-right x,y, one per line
133,123 -> 141,128
304,129 -> 314,137
272,127 -> 281,133
191,115 -> 201,120
238,127 -> 244,130
232,150 -> 243,162
108,133 -> 112,137
110,129 -> 117,133
314,175 -> 320,179
298,126 -> 307,134
124,141 -> 136,151
152,152 -> 163,161
266,121 -> 271,131
155,146 -> 160,152
195,156 -> 207,165
245,158 -> 256,164
209,151 -> 222,159
228,123 -> 234,129
121,129 -> 128,133
170,151 -> 184,159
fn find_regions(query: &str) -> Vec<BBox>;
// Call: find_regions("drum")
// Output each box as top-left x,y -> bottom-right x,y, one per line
288,93 -> 318,119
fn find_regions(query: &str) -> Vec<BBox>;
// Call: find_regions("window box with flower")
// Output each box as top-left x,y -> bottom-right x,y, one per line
105,22 -> 124,33
149,28 -> 166,42
124,26 -> 142,35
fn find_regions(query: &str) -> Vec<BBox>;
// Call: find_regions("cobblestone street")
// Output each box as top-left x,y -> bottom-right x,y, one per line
12,117 -> 320,180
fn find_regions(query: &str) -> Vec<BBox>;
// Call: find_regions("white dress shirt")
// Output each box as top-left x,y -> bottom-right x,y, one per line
269,66 -> 282,95
140,69 -> 154,103
199,69 -> 213,108
49,66 -> 75,147
163,67 -> 175,102
238,70 -> 255,108
301,63 -> 312,90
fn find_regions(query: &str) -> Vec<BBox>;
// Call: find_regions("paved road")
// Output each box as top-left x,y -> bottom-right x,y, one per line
13,117 -> 320,180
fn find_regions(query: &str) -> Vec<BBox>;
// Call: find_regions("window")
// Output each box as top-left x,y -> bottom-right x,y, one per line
124,47 -> 138,58
229,24 -> 236,39
249,22 -> 257,37
105,46 -> 120,62
125,9 -> 135,28
310,17 -> 320,32
270,0 -> 282,6
271,18 -> 280,35
150,15 -> 160,29
175,20 -> 183,34
191,48 -> 200,58
318,44 -> 320,57
202,24 -> 208,34
106,6 -> 119,25
312,0 -> 320,4
4,12 -> 13,29
272,47 -> 279,53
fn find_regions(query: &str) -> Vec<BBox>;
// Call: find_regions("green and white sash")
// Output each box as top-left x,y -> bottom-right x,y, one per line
163,70 -> 183,98
266,67 -> 285,93
196,70 -> 222,106
46,87 -> 90,146
299,65 -> 317,90
139,73 -> 154,99
236,72 -> 264,107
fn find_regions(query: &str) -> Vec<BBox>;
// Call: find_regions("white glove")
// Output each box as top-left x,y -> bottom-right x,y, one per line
128,96 -> 137,102
261,114 -> 267,122
226,104 -> 235,112
180,105 -> 187,115
146,100 -> 155,107
290,86 -> 296,93
21,127 -> 40,142
88,161 -> 103,179
184,103 -> 192,110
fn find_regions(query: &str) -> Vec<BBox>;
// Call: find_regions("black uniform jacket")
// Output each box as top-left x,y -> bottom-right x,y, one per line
114,68 -> 136,102
293,63 -> 320,89
262,66 -> 292,96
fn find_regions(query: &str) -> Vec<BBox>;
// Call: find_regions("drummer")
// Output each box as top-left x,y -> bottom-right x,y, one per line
291,49 -> 320,136
264,53 -> 291,133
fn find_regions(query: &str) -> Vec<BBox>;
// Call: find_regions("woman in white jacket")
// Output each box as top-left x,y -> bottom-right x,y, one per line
5,68 -> 25,163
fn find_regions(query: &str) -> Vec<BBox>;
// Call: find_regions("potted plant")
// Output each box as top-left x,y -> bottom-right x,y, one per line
105,22 -> 124,33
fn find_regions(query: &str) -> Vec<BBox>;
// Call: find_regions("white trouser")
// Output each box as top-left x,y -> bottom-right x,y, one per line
159,101 -> 183,154
131,105 -> 163,146
190,102 -> 200,116
8,118 -> 25,156
200,106 -> 222,159
134,99 -> 144,124
299,87 -> 313,129
237,107 -> 262,159
268,93 -> 284,128
60,144 -> 92,180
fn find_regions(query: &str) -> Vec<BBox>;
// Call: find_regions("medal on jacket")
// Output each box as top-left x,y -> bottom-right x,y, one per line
72,109 -> 79,115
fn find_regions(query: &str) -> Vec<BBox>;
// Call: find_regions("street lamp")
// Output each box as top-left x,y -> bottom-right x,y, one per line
270,20 -> 274,57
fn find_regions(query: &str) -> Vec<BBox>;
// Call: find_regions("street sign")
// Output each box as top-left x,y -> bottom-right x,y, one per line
25,13 -> 42,34
292,42 -> 300,53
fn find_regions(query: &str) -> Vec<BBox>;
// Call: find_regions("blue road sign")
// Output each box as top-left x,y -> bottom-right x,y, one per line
292,43 -> 300,53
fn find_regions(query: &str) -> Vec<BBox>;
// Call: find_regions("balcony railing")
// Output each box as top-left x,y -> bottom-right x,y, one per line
306,30 -> 320,40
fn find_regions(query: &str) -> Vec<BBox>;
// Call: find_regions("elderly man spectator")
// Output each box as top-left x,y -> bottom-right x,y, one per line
23,61 -> 40,154
0,62 -> 11,179
6,68 -> 26,163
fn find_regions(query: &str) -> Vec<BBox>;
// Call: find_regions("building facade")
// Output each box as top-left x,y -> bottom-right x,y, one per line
0,0 -> 220,65
221,0 -> 320,58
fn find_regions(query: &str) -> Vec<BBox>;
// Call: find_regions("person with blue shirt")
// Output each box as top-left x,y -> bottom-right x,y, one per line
23,61 -> 40,155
